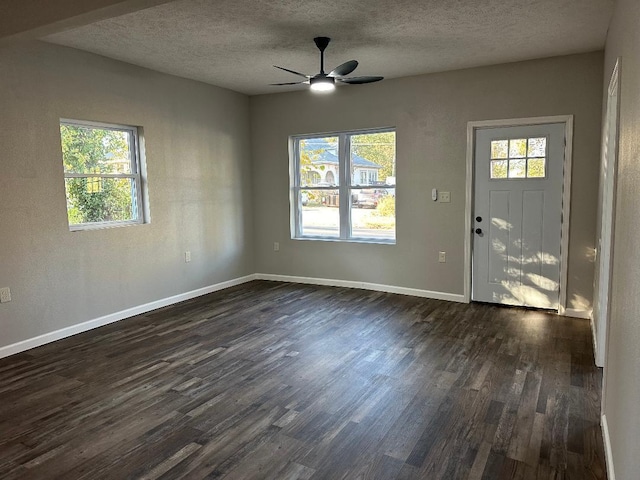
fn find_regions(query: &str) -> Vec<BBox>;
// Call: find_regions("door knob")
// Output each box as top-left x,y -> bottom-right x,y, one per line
475,228 -> 483,235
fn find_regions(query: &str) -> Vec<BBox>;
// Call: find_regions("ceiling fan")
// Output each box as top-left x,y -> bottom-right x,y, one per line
271,37 -> 384,92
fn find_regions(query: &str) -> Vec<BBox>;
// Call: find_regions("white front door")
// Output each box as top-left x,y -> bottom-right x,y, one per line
472,123 -> 565,309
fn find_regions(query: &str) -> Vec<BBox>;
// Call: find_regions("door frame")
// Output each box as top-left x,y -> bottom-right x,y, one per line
463,115 -> 575,314
593,58 -> 621,367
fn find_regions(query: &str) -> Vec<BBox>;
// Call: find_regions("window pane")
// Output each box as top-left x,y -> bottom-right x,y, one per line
491,140 -> 508,159
508,159 -> 526,178
528,137 -> 546,157
351,188 -> 395,240
490,160 -> 508,179
527,158 -> 546,178
65,177 -> 137,225
300,189 -> 339,237
299,137 -> 339,187
350,131 -> 396,187
509,139 -> 527,158
61,124 -> 132,174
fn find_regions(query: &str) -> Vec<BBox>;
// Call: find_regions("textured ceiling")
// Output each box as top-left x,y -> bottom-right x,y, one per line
43,0 -> 614,95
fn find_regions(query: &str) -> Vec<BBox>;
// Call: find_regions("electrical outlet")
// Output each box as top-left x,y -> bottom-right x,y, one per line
0,287 -> 11,303
439,191 -> 451,203
438,251 -> 446,263
185,251 -> 191,263
274,242 -> 280,252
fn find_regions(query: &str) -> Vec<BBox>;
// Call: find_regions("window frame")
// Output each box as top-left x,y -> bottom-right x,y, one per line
60,118 -> 146,231
290,127 -> 396,244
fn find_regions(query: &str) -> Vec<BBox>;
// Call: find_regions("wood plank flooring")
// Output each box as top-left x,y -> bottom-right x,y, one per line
0,280 -> 606,479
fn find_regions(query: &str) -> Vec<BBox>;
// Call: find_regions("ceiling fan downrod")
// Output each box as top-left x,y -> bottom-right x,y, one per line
313,37 -> 331,74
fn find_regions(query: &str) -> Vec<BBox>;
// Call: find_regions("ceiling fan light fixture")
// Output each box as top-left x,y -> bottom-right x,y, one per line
310,76 -> 335,92
272,37 -> 383,91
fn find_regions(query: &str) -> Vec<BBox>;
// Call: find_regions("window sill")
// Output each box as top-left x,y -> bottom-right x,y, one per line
69,220 -> 146,232
292,236 -> 396,245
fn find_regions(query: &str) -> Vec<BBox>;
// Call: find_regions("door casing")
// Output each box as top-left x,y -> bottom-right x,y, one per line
464,115 -> 574,314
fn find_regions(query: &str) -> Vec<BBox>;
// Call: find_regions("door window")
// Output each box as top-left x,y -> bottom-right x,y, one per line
490,137 -> 547,179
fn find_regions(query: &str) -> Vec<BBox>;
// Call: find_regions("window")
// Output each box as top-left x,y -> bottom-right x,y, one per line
303,171 -> 321,185
60,120 -> 146,230
490,137 -> 547,179
291,128 -> 396,243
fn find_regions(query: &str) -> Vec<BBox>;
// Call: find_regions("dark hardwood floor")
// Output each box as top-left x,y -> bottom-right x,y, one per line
0,280 -> 606,479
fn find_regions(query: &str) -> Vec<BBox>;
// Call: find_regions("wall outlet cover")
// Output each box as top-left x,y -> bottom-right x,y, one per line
0,287 -> 11,303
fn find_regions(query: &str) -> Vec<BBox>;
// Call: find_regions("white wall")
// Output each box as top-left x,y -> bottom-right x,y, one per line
601,0 -> 640,477
250,52 -> 603,308
0,41 -> 253,351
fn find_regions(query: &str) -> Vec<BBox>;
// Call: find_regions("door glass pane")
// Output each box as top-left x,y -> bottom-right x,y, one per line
527,158 -> 546,178
509,139 -> 527,158
299,137 -> 339,187
300,189 -> 339,237
527,137 -> 546,157
508,159 -> 526,178
350,188 -> 395,240
490,160 -> 508,179
491,140 -> 508,159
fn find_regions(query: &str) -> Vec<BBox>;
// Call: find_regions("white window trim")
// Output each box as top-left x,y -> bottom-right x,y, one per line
60,119 -> 146,231
290,127 -> 396,244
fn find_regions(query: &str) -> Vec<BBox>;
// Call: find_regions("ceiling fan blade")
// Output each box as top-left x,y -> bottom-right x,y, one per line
338,76 -> 384,85
273,65 -> 309,78
329,60 -> 358,77
270,81 -> 307,85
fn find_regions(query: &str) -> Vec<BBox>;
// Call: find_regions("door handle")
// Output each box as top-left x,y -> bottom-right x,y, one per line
475,228 -> 483,235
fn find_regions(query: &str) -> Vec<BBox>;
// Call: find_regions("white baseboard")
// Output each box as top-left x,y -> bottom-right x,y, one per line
561,308 -> 592,319
601,414 -> 616,480
255,273 -> 466,303
0,274 -> 257,360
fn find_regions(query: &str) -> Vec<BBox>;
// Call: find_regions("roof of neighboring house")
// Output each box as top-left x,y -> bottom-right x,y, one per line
302,140 -> 381,169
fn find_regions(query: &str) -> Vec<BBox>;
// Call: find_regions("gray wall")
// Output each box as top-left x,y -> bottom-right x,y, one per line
602,0 -> 640,477
250,52 -> 603,307
0,41 -> 253,349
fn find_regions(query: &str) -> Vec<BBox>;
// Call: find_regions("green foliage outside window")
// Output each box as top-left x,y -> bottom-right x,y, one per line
61,124 -> 137,225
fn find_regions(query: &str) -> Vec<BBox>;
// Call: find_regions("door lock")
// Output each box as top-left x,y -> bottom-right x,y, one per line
475,228 -> 483,235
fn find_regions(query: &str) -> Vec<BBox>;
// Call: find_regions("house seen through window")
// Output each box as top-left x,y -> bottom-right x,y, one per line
60,120 -> 147,230
291,128 -> 396,242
